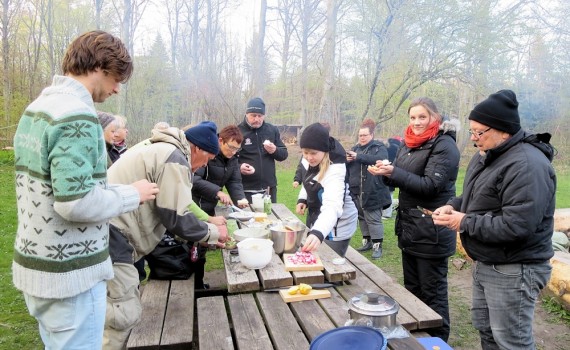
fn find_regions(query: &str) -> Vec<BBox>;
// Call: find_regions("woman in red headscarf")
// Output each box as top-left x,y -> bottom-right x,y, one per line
368,97 -> 460,341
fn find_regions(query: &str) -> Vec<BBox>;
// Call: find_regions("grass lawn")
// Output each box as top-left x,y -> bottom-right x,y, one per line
1,149 -> 569,349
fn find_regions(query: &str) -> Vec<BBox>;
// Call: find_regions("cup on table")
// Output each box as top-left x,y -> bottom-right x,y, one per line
252,194 -> 264,212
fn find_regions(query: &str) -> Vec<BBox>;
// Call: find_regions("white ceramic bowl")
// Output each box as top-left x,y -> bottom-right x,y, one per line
233,227 -> 268,242
237,238 -> 274,269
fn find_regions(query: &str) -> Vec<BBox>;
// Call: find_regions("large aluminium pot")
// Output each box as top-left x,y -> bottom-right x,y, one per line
268,220 -> 307,255
347,293 -> 399,329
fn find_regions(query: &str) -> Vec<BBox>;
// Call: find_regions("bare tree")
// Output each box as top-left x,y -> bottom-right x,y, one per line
318,0 -> 339,124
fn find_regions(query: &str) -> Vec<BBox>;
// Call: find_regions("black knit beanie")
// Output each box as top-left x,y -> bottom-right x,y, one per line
300,123 -> 332,152
184,121 -> 219,155
246,97 -> 265,115
468,89 -> 521,135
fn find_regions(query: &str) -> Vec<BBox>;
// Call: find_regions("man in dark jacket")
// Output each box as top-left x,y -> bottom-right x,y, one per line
237,97 -> 288,202
434,90 -> 555,350
347,120 -> 392,259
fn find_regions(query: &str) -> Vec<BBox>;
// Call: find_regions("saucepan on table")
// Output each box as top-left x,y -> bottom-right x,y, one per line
347,292 -> 399,329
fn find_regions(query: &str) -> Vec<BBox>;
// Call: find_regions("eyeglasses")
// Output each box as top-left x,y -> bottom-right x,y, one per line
468,128 -> 491,138
226,143 -> 242,152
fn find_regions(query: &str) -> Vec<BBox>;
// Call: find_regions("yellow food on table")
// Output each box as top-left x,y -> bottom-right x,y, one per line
299,283 -> 312,295
254,212 -> 268,222
287,286 -> 300,295
287,283 -> 313,295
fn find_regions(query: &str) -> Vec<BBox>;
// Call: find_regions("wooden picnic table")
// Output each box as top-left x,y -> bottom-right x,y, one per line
127,202 -> 444,350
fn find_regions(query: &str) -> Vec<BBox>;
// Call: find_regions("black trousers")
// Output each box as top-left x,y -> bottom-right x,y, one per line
402,251 -> 450,341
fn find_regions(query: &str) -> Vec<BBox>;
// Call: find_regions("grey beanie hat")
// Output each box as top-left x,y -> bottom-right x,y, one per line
97,111 -> 115,130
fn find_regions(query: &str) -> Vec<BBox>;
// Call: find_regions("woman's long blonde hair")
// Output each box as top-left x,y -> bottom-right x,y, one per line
316,152 -> 331,182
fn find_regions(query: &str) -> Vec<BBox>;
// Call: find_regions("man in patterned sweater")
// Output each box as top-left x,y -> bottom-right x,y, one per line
12,31 -> 159,349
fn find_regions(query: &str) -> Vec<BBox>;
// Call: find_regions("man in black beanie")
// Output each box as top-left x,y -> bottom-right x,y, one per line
433,89 -> 556,349
237,97 -> 288,202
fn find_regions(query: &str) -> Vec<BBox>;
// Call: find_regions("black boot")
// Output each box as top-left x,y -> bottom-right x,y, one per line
356,238 -> 373,252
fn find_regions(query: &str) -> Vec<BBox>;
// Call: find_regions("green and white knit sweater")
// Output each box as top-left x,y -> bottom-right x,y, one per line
13,75 -> 140,299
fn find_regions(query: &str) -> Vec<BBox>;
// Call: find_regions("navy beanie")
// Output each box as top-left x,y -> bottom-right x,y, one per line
300,123 -> 332,152
184,121 -> 219,155
246,97 -> 265,115
469,89 -> 521,135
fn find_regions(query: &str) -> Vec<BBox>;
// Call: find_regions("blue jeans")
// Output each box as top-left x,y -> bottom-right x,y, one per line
24,280 -> 107,350
472,261 -> 552,350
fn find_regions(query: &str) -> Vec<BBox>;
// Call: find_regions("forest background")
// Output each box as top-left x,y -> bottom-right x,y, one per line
1,0 -> 570,159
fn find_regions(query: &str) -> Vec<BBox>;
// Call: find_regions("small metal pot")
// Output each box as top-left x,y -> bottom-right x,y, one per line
347,293 -> 399,329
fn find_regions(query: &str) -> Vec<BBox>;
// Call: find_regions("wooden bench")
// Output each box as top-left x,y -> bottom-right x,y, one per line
126,276 -> 195,350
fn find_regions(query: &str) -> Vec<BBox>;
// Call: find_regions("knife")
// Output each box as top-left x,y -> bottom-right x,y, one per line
263,283 -> 335,292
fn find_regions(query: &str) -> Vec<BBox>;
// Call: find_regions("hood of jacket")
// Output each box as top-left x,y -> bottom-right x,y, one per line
149,127 -> 191,160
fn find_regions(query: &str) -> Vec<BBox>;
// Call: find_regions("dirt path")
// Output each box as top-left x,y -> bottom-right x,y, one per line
447,262 -> 570,350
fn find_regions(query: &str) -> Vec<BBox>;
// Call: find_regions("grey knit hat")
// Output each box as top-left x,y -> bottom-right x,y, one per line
97,111 -> 115,130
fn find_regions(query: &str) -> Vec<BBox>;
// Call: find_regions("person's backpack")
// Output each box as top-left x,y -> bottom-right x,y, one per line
146,233 -> 198,280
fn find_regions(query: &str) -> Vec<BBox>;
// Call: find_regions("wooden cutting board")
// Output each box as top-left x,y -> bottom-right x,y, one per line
279,288 -> 331,303
283,253 -> 324,271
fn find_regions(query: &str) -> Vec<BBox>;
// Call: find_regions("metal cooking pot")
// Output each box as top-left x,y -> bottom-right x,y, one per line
347,293 -> 399,329
268,220 -> 306,254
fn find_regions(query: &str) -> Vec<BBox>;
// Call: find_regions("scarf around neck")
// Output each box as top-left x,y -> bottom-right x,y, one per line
404,122 -> 440,148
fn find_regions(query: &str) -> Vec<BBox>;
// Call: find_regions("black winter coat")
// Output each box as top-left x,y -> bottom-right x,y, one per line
386,127 -> 460,258
192,153 -> 246,216
449,130 -> 556,264
347,140 -> 392,211
237,120 -> 288,191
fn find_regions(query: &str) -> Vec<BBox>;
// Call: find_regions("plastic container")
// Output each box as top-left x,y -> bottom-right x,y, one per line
236,238 -> 273,269
310,326 -> 386,350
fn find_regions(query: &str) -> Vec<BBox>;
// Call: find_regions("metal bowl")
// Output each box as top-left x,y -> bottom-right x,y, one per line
268,220 -> 307,255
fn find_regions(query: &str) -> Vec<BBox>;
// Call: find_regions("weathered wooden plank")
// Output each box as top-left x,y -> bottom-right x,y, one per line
197,296 -> 234,350
222,249 -> 260,293
160,277 -> 195,349
227,294 -> 273,350
387,337 -> 426,350
317,288 -> 351,327
317,243 -> 357,282
345,247 -> 443,330
256,292 -> 310,350
258,253 -> 294,289
271,203 -> 299,222
291,270 -> 325,285
289,297 -> 336,341
335,282 -> 417,330
126,280 -> 170,350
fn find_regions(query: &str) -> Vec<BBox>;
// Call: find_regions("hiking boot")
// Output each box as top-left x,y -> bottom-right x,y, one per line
356,239 -> 373,252
371,243 -> 383,259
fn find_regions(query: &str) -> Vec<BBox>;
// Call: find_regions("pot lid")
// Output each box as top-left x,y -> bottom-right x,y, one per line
347,293 -> 399,316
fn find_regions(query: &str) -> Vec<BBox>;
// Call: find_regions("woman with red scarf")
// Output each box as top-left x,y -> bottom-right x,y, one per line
368,97 -> 460,341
